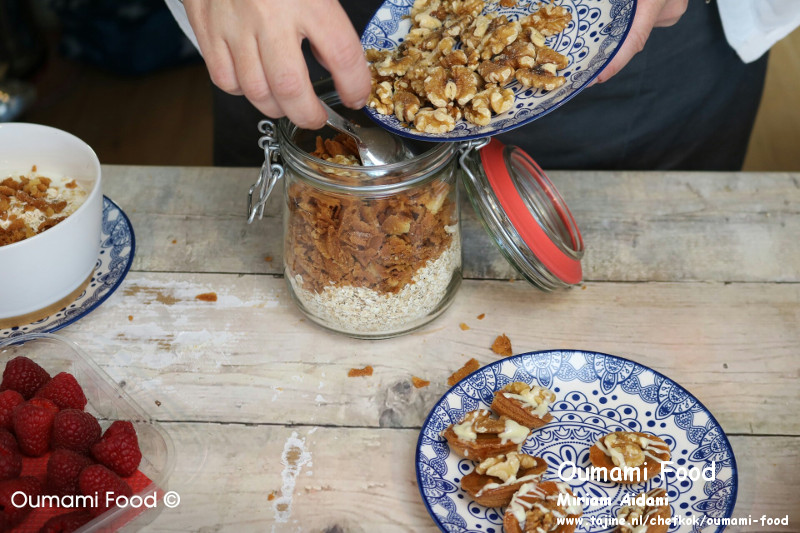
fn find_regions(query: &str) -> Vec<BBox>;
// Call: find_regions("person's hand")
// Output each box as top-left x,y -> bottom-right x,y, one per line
595,0 -> 688,83
183,0 -> 371,129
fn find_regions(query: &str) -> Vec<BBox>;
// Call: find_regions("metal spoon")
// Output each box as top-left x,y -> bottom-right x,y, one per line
320,100 -> 410,166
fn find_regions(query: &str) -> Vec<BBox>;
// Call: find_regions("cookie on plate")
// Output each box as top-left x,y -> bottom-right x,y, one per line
461,452 -> 547,507
441,409 -> 531,461
503,481 -> 583,533
589,431 -> 671,484
491,382 -> 556,429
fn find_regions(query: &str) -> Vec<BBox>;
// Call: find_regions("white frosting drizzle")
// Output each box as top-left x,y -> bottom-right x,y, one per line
474,472 -> 543,497
498,419 -> 529,445
452,420 -> 477,442
507,482 -> 581,531
504,385 -> 554,418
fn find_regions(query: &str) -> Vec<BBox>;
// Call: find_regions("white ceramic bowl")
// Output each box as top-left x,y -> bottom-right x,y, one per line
0,123 -> 102,319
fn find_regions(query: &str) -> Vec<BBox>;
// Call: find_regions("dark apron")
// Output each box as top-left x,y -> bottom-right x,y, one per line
212,0 -> 767,171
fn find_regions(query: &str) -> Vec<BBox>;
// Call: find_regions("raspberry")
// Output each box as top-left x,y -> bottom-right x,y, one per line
92,423 -> 142,477
52,409 -> 101,455
0,356 -> 51,399
0,429 -> 17,454
46,448 -> 94,497
78,464 -> 132,517
0,430 -> 21,481
35,372 -> 87,411
13,401 -> 57,456
0,390 -> 24,431
0,476 -> 43,527
102,420 -> 136,440
38,510 -> 93,533
29,396 -> 60,414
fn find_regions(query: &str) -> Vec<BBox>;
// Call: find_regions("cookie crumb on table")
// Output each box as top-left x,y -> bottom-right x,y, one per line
491,334 -> 513,357
265,256 -> 273,262
195,292 -> 218,302
128,315 -> 133,322
476,313 -> 485,320
348,365 -> 374,378
459,323 -> 470,331
447,358 -> 480,386
412,376 -> 430,388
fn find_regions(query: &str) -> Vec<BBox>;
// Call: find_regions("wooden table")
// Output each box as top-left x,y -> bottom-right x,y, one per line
63,166 -> 799,531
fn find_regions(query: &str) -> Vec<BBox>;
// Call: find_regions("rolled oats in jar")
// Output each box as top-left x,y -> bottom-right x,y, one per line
252,98 -> 462,338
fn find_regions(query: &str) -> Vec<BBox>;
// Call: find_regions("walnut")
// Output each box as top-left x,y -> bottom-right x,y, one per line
424,67 -> 457,107
452,65 -> 481,105
485,84 -> 514,114
464,90 -> 491,126
414,107 -> 456,133
475,452 -> 538,481
515,67 -> 566,91
521,4 -> 572,37
365,49 -> 390,63
604,433 -> 646,468
448,0 -> 484,17
477,57 -> 515,85
523,27 -> 547,48
375,49 -> 421,77
411,0 -> 440,18
438,36 -> 457,54
405,27 -> 434,46
394,90 -> 421,122
368,92 -> 393,115
414,7 -> 444,29
376,81 -> 393,105
440,49 -> 468,69
444,14 -> 474,37
505,40 -> 537,69
481,19 -> 521,60
524,504 -> 558,533
536,46 -> 569,70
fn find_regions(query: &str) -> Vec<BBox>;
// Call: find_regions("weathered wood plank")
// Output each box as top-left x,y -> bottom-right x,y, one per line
60,273 -> 800,436
139,423 -> 798,532
101,165 -> 800,282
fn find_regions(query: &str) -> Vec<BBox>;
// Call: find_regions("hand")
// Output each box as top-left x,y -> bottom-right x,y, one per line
594,0 -> 688,84
183,0 -> 372,129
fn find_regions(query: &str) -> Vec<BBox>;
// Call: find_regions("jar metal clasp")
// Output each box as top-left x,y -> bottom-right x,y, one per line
457,137 -> 490,182
247,119 -> 284,224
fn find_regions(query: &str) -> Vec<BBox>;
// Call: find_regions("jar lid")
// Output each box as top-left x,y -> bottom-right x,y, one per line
461,138 -> 584,290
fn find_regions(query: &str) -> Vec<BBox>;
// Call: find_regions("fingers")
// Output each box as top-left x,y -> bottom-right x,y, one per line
231,38 -> 284,119
257,30 -> 327,129
304,2 -> 371,110
594,0 -> 671,84
654,0 -> 688,27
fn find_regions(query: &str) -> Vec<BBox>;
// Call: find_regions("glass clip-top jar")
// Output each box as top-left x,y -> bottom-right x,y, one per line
247,97 -> 583,339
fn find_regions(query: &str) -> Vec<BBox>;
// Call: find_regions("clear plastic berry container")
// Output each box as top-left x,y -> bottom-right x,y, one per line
0,332 -> 176,532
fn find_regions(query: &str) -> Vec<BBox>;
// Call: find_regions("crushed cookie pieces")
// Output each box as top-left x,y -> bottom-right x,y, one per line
195,292 -> 218,302
265,256 -> 273,262
476,313 -> 485,320
459,322 -> 470,331
412,376 -> 430,388
128,315 -> 133,322
447,358 -> 480,386
348,365 -> 374,378
491,334 -> 512,357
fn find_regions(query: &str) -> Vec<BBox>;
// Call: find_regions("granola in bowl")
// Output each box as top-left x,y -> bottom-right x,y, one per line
0,168 -> 88,247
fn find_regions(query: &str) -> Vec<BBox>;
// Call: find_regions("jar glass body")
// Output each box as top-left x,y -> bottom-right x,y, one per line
278,116 -> 462,339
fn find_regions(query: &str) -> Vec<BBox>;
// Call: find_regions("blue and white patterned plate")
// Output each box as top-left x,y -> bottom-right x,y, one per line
362,0 -> 637,141
416,350 -> 737,532
1,197 -> 135,340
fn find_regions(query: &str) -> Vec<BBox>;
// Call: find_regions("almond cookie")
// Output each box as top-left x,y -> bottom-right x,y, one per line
461,452 -> 547,507
441,409 -> 531,461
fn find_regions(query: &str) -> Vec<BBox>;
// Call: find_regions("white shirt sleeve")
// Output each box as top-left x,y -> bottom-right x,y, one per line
164,0 -> 202,54
717,0 -> 800,63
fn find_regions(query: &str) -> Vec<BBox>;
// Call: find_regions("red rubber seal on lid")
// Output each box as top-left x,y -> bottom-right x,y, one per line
479,138 -> 582,284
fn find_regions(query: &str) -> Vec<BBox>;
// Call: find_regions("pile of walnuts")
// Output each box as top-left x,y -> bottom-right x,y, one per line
366,0 -> 572,134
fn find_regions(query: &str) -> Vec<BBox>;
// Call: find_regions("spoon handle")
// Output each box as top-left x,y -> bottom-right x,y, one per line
320,100 -> 361,137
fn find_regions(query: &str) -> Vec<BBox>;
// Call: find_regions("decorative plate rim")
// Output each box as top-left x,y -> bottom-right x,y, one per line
0,196 -> 135,338
414,348 -> 739,533
361,0 -> 639,142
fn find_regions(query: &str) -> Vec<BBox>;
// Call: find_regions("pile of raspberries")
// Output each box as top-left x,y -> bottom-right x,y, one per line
0,355 -> 143,532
